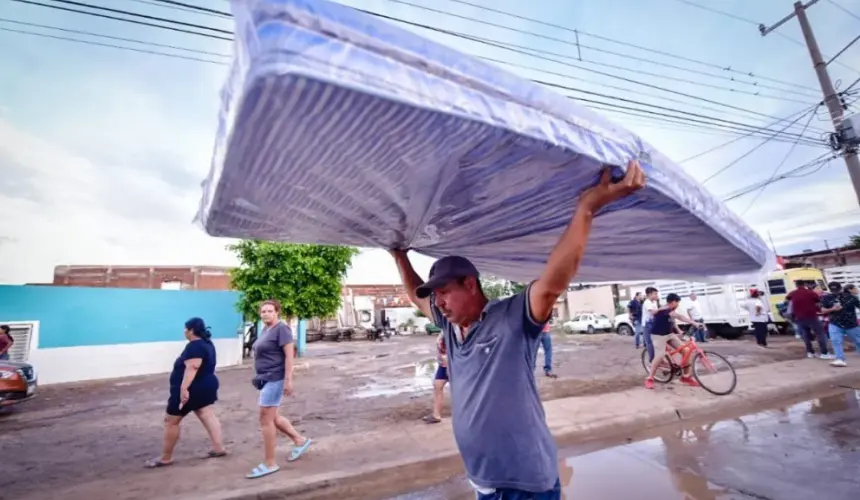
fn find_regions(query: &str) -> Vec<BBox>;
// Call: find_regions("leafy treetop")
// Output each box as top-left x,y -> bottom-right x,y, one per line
228,240 -> 358,321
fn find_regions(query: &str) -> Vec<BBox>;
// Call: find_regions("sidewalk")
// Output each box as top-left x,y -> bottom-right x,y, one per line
39,359 -> 860,500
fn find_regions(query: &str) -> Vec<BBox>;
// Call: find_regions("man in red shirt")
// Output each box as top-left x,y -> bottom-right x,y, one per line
787,280 -> 832,359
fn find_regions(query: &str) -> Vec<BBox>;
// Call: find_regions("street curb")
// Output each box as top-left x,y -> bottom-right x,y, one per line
214,368 -> 860,500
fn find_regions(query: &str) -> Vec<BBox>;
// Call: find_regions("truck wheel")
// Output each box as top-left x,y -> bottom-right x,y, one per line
617,324 -> 633,336
587,325 -> 595,334
717,326 -> 745,340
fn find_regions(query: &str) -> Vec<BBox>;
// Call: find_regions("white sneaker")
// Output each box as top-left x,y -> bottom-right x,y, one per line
806,353 -> 816,359
830,359 -> 847,367
820,354 -> 835,360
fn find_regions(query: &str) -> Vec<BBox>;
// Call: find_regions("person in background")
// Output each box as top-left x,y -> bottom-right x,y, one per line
787,280 -> 832,359
685,292 -> 707,343
642,287 -> 660,362
644,293 -> 703,389
745,290 -> 769,348
0,325 -> 14,360
628,292 -> 644,349
247,300 -> 312,479
821,282 -> 860,368
390,161 -> 645,499
423,332 -> 449,424
537,322 -> 558,378
146,317 -> 226,468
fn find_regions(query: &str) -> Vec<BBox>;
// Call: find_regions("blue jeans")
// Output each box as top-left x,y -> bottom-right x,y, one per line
828,324 -> 860,361
796,318 -> 829,355
690,321 -> 706,342
643,320 -> 655,362
475,479 -> 561,500
633,320 -> 643,348
0,353 -> 9,360
539,332 -> 553,373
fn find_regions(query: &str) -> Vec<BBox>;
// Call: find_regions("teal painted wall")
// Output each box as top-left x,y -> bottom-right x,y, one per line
0,285 -> 243,349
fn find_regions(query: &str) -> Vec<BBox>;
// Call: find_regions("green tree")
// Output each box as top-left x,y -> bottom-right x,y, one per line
480,277 -> 527,300
227,241 -> 358,321
848,233 -> 860,249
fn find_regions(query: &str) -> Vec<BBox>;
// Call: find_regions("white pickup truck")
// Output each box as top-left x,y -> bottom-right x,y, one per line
563,312 -> 614,334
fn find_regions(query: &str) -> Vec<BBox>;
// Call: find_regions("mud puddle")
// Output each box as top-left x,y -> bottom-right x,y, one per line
350,358 -> 437,399
391,389 -> 860,499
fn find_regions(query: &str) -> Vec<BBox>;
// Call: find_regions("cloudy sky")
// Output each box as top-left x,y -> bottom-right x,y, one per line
1,0 -> 859,285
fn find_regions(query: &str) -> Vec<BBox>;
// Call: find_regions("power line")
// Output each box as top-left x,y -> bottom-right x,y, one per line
11,0 -> 826,141
0,18 -> 230,57
40,0 -> 231,34
826,0 -> 860,22
702,107 -> 821,184
11,0 -> 232,41
378,0 -> 818,102
673,0 -> 860,76
444,0 -> 821,93
721,152 -> 837,201
678,104 -> 822,163
738,110 -> 819,215
127,0 -> 229,18
0,26 -> 225,64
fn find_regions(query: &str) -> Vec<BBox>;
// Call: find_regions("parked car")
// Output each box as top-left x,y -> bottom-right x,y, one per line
0,360 -> 37,408
614,313 -> 634,336
425,323 -> 441,335
563,313 -> 613,334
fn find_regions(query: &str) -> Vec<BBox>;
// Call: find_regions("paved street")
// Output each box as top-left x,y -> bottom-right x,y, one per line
397,388 -> 860,499
0,332 -> 832,499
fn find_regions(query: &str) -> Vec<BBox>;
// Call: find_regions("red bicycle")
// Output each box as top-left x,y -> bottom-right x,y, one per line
640,335 -> 737,396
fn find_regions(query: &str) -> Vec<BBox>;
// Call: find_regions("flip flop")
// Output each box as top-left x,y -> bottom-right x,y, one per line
246,463 -> 280,479
202,450 -> 228,459
144,459 -> 173,469
422,415 -> 442,424
287,438 -> 313,462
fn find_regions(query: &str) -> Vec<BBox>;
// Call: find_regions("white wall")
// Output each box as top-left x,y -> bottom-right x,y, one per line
24,325 -> 243,385
565,286 -> 616,319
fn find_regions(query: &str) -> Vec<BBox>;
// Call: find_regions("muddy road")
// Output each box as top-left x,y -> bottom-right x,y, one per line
0,332 -> 808,499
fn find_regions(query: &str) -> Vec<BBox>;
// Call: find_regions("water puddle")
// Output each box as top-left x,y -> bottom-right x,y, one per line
394,389 -> 860,499
350,358 -> 437,399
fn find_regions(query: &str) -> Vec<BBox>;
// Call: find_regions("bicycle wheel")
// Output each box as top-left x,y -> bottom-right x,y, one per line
692,351 -> 737,396
640,348 -> 674,383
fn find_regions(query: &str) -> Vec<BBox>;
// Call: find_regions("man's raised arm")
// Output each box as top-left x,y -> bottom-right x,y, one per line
529,160 -> 645,322
389,249 -> 433,319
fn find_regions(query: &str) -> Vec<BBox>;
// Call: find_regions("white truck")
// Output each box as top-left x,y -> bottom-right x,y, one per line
824,264 -> 860,286
614,280 -> 761,339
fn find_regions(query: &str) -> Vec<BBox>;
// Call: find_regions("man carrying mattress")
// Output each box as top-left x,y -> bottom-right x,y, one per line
390,160 -> 645,499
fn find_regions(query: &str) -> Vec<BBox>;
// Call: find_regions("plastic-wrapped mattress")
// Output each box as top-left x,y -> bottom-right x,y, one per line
196,0 -> 773,283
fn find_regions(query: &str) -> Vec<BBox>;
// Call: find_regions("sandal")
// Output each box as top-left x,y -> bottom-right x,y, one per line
288,438 -> 313,462
145,458 -> 173,469
202,450 -> 228,459
422,415 -> 442,424
246,463 -> 280,479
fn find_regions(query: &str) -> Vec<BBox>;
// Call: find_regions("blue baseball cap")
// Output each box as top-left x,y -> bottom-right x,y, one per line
415,256 -> 480,299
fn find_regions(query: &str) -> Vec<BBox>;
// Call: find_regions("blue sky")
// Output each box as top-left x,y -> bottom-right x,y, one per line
1,0 -> 859,285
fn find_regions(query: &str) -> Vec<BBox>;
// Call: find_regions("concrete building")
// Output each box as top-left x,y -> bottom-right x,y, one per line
782,247 -> 860,269
52,265 -> 233,290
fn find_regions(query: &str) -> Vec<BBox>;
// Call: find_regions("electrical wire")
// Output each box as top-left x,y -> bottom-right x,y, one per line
0,26 -> 226,64
0,18 -> 231,57
11,0 -> 232,41
150,0 -> 820,101
738,110 -> 819,215
702,107 -> 821,184
127,0 -> 229,18
826,0 -> 860,22
678,104 -> 822,163
444,0 -> 821,93
8,1 -> 827,142
674,0 -> 860,76
721,152 -> 838,201
377,0 -> 818,102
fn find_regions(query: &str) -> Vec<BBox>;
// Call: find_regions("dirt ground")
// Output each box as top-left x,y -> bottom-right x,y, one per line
0,331 -> 809,499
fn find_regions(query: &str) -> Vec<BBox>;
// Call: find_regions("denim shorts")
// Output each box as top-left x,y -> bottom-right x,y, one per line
259,378 -> 285,407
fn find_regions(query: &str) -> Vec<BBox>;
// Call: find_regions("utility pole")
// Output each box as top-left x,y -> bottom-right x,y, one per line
760,0 -> 860,206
